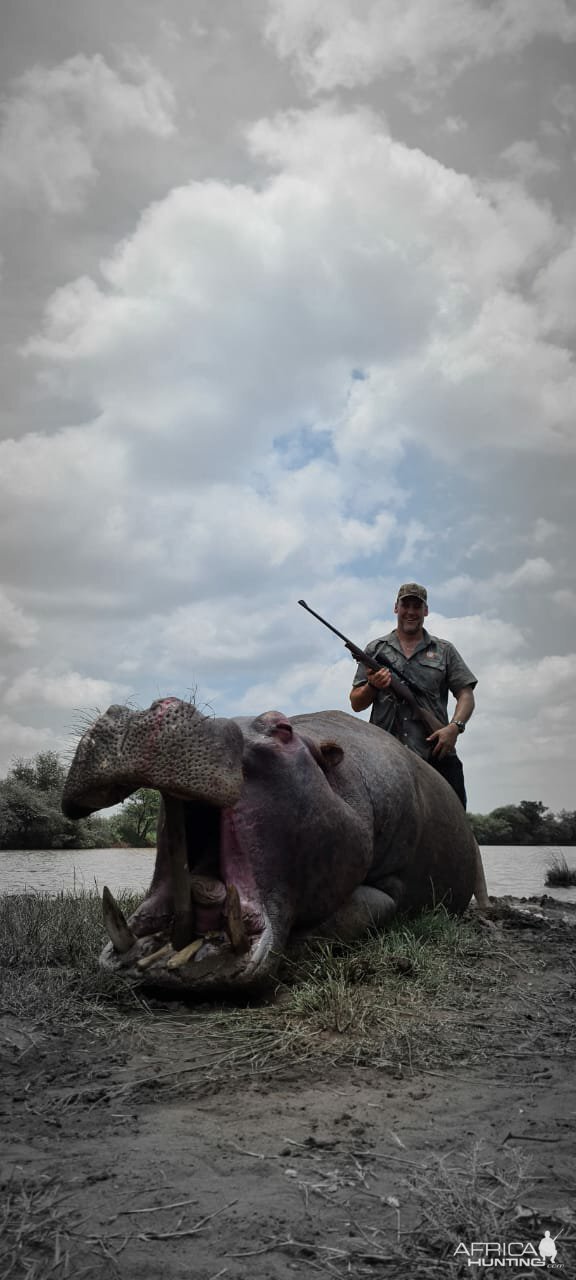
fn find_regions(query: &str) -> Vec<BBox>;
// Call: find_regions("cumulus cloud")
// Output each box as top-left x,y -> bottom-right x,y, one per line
0,714 -> 62,776
551,589 -> 576,615
529,518 -> 557,546
480,652 -> 576,708
425,613 -> 525,659
439,558 -> 555,605
553,84 -> 576,121
0,53 -> 175,214
495,558 -> 555,589
25,103 -> 573,492
234,656 -> 354,717
3,668 -> 129,709
336,305 -> 575,464
0,588 -> 39,650
501,140 -> 558,181
3,48 -> 574,818
5,100 -> 573,796
467,646 -> 576,798
533,230 -> 576,336
440,116 -> 467,135
0,423 -> 134,593
264,0 -> 576,94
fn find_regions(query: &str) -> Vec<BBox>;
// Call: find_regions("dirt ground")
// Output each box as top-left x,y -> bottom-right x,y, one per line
2,897 -> 576,1278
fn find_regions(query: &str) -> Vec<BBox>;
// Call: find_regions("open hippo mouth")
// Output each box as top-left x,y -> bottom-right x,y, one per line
62,699 -> 273,990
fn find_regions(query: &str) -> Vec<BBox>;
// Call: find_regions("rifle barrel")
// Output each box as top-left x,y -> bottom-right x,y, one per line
298,600 -> 353,649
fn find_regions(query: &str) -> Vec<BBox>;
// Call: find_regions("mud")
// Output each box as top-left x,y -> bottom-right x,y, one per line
2,897 -> 576,1278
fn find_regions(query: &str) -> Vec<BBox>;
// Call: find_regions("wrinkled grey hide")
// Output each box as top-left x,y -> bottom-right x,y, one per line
63,701 -> 481,992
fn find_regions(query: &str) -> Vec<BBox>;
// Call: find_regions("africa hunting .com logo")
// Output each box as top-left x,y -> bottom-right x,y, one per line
454,1230 -> 562,1268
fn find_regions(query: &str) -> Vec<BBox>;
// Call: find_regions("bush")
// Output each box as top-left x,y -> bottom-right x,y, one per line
0,752 -> 119,851
545,853 -> 576,888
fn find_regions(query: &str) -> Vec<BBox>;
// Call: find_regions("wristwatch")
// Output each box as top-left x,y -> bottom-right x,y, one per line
452,720 -> 466,734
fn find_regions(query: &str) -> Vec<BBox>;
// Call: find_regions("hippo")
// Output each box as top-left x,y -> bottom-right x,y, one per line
62,698 -> 487,991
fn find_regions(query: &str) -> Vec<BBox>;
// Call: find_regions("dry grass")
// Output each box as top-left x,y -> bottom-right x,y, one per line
394,1145 -> 532,1274
0,890 -> 146,1026
92,908 -> 510,1098
279,1145 -> 557,1278
1,894 -> 573,1278
0,1168 -> 99,1279
0,891 -> 512,1094
217,1142 -> 565,1278
0,889 -> 139,971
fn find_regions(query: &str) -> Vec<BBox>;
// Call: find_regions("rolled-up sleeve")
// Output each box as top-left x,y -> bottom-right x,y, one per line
352,641 -> 377,688
352,659 -> 369,687
446,644 -> 477,696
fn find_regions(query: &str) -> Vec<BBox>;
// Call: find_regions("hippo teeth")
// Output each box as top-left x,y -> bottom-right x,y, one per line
163,795 -> 195,950
102,885 -> 136,954
225,883 -> 250,953
137,942 -> 172,970
167,937 -> 205,970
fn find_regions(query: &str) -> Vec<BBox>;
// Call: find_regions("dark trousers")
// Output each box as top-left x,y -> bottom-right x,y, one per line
431,755 -> 467,810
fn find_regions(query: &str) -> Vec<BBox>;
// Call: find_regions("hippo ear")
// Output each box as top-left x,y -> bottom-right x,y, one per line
318,740 -> 344,771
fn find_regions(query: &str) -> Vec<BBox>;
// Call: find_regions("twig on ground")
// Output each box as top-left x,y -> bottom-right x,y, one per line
113,1196 -> 199,1217
225,1142 -> 280,1160
137,1198 -> 237,1242
503,1132 -> 560,1143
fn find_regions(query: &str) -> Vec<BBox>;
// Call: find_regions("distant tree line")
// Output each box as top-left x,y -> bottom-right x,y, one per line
0,752 -> 160,851
468,800 -> 576,845
0,753 -> 574,850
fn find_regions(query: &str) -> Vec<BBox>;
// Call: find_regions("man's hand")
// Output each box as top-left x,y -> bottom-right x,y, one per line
426,723 -> 459,759
367,668 -> 392,690
351,667 -> 391,713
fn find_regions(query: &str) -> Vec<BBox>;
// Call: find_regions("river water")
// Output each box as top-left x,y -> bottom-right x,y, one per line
1,846 -> 576,902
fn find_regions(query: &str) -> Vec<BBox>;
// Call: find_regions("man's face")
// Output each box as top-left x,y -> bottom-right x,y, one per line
394,595 -> 428,633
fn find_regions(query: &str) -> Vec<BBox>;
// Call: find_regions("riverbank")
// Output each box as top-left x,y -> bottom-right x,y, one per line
1,892 -> 575,1277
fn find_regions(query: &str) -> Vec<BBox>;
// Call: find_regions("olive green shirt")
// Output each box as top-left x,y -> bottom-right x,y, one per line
352,628 -> 477,761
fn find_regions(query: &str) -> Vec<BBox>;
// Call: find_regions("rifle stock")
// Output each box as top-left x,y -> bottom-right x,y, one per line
298,599 -> 443,737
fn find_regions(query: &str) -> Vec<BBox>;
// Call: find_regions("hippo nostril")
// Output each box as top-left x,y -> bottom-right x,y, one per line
272,721 -> 293,744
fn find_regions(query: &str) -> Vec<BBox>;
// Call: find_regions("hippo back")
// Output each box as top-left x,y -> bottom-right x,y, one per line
291,710 -> 477,914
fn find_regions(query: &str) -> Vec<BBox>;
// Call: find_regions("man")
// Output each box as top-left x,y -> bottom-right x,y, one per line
349,583 -> 476,808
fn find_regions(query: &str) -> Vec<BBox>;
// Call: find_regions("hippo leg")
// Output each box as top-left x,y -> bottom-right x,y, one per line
317,885 -> 398,942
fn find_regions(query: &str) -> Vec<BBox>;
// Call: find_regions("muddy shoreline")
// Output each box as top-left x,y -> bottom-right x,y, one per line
1,896 -> 576,1278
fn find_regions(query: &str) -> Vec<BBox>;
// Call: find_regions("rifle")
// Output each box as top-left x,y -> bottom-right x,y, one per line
298,599 -> 444,737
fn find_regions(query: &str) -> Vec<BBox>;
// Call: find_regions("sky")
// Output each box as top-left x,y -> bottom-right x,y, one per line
1,0 -> 575,814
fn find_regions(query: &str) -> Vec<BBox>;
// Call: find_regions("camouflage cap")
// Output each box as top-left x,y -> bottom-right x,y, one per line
396,582 -> 428,604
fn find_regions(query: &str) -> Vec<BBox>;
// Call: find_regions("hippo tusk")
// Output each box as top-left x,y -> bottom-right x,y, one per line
225,883 -> 250,953
167,937 -> 206,970
162,796 -> 194,950
137,943 -> 173,970
102,885 -> 136,954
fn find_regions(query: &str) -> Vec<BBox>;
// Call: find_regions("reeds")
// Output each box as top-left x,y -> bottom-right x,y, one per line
545,852 -> 576,887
